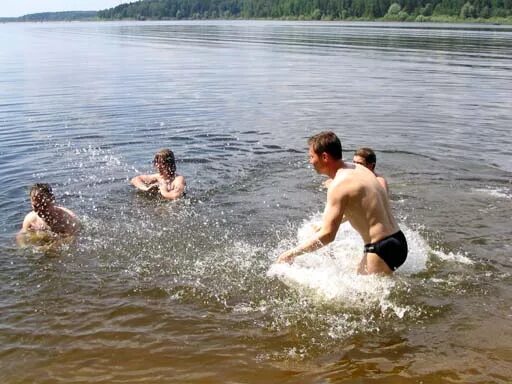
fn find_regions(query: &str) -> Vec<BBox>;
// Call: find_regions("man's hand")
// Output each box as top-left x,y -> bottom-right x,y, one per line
276,249 -> 296,264
145,182 -> 159,192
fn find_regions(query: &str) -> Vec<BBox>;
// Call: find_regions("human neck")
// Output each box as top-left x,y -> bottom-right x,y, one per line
325,159 -> 344,179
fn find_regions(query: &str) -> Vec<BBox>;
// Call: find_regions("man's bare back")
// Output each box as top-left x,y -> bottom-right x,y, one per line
329,164 -> 398,245
18,184 -> 80,249
21,206 -> 79,236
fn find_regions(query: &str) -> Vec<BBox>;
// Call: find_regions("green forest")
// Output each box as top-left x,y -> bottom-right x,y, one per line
0,11 -> 97,22
97,0 -> 512,22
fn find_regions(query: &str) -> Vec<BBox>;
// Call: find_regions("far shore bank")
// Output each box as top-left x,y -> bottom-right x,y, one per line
2,16 -> 512,25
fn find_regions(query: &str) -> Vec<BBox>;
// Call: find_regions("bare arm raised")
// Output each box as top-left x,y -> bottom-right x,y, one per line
130,173 -> 160,192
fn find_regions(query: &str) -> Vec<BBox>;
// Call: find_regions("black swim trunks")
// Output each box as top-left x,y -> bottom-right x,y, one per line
364,230 -> 408,271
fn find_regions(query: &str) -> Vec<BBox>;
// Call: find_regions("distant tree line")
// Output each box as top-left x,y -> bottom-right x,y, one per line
2,11 -> 97,22
97,0 -> 512,21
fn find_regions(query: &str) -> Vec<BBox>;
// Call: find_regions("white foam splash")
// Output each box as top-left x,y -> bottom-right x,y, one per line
472,187 -> 511,200
399,225 -> 430,273
268,214 -> 430,312
431,249 -> 474,265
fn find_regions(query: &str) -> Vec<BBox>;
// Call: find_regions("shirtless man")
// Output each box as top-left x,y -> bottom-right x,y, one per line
130,149 -> 186,200
18,183 -> 80,239
353,147 -> 389,193
277,132 -> 407,274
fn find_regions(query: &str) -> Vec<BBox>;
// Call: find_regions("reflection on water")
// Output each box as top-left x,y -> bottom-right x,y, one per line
0,21 -> 511,383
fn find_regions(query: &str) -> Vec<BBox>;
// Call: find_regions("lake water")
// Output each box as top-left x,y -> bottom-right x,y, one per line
0,20 -> 511,383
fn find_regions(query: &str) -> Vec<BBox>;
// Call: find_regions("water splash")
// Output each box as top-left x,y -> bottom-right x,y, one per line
267,213 -> 430,310
472,186 -> 511,200
431,249 -> 474,265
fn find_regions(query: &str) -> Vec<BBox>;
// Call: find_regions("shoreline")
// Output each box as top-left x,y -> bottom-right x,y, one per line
2,16 -> 512,25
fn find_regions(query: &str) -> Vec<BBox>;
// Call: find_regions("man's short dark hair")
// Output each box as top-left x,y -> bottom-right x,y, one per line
354,147 -> 376,165
30,183 -> 55,202
308,131 -> 342,160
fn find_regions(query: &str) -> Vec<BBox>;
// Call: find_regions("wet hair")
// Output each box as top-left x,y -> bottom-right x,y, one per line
308,131 -> 342,160
354,147 -> 377,165
153,149 -> 176,174
30,183 -> 55,203
30,183 -> 55,214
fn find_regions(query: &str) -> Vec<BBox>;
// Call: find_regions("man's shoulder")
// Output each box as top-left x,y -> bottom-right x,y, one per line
328,172 -> 355,198
332,167 -> 359,186
25,211 -> 41,221
376,174 -> 387,182
376,175 -> 389,192
21,211 -> 44,231
332,167 -> 373,197
56,206 -> 80,233
57,206 -> 78,219
174,175 -> 186,185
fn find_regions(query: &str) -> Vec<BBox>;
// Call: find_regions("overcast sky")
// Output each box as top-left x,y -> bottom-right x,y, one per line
1,1 -> 131,17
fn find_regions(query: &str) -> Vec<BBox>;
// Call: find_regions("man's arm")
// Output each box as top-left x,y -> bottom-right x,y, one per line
130,174 -> 159,191
16,213 -> 35,245
159,176 -> 186,200
18,212 -> 36,233
277,186 -> 347,264
60,207 -> 81,235
377,176 -> 389,194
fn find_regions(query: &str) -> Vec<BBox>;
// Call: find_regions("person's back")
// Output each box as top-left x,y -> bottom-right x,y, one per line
41,206 -> 78,235
18,184 -> 79,239
330,164 -> 398,245
22,207 -> 77,234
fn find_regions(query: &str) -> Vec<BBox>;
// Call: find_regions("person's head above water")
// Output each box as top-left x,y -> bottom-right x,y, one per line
30,183 -> 55,214
19,183 -> 79,238
353,147 -> 377,172
307,131 -> 342,160
130,148 -> 185,199
153,149 -> 176,177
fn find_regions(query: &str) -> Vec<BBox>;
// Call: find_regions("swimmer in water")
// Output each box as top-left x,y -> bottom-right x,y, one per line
130,148 -> 186,200
17,183 -> 80,245
324,147 -> 388,194
352,147 -> 388,194
277,131 -> 407,275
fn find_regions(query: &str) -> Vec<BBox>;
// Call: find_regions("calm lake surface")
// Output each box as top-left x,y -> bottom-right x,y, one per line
0,20 -> 511,383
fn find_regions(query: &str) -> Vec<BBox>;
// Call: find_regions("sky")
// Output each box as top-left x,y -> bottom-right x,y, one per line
1,1 -> 131,17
